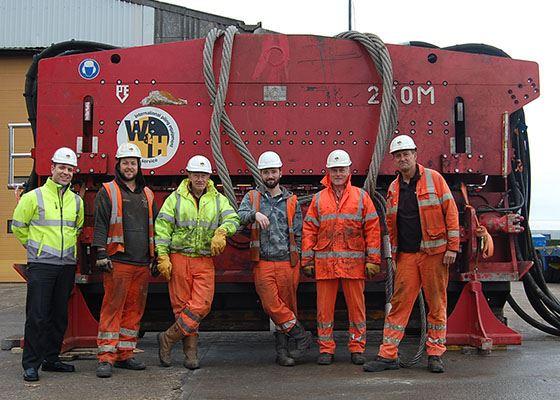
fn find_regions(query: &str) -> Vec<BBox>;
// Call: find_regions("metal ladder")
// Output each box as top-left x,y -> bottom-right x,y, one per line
7,122 -> 32,189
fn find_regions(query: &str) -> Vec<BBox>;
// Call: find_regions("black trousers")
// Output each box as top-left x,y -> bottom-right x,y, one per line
22,263 -> 75,370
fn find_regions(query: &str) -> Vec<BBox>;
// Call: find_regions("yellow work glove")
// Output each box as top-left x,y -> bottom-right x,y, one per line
157,254 -> 172,281
365,262 -> 381,279
302,264 -> 315,278
211,228 -> 228,256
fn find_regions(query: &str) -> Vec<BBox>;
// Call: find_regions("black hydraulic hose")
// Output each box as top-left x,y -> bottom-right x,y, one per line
521,278 -> 560,329
443,44 -> 560,336
523,273 -> 560,317
529,249 -> 559,302
506,295 -> 560,336
23,40 -> 118,192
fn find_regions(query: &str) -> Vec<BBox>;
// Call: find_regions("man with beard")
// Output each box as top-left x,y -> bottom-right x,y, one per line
93,143 -> 157,378
238,151 -> 312,367
302,149 -> 381,365
363,135 -> 459,374
12,147 -> 84,382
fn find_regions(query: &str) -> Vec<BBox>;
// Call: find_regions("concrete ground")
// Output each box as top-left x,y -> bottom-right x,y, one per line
1,282 -> 559,400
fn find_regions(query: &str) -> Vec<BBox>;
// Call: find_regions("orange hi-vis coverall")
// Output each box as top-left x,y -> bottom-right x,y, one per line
155,179 -> 240,336
379,164 -> 459,359
94,179 -> 156,364
302,175 -> 381,354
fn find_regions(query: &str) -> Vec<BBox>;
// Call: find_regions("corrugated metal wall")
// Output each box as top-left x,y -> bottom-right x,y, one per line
152,5 -> 245,43
0,0 -> 155,48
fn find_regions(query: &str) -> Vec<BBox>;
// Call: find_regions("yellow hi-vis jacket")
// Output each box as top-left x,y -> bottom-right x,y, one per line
155,179 -> 240,257
12,178 -> 84,265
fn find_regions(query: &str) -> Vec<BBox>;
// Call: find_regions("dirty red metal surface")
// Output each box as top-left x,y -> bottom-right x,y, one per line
19,34 -> 541,346
447,281 -> 522,348
35,35 -> 538,177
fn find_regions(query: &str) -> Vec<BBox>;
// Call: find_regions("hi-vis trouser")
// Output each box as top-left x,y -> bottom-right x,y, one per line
379,252 -> 448,359
169,253 -> 214,336
254,260 -> 299,332
97,262 -> 150,363
317,278 -> 367,354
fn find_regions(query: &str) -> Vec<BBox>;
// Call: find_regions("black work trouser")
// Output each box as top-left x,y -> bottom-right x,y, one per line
22,262 -> 75,370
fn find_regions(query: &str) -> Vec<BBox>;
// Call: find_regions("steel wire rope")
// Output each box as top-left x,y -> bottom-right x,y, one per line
203,27 -> 426,364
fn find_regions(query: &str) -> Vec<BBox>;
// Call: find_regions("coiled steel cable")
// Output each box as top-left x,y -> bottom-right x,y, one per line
203,27 -> 427,365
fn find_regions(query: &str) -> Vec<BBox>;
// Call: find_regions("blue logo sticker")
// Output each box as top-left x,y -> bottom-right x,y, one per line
78,58 -> 100,80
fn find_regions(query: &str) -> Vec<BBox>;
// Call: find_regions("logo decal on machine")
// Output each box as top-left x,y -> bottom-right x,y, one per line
117,107 -> 180,169
116,85 -> 130,103
78,58 -> 100,80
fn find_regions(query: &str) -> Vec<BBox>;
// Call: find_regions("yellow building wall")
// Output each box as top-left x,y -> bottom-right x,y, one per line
0,55 -> 34,282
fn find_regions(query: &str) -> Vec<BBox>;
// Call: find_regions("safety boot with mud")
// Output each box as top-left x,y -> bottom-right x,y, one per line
274,332 -> 295,367
317,353 -> 334,365
96,362 -> 113,378
182,335 -> 200,370
363,356 -> 399,372
287,321 -> 312,359
157,320 -> 185,367
428,355 -> 444,373
351,352 -> 366,365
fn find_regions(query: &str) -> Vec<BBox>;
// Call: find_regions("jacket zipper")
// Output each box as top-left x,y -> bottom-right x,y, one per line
59,189 -> 64,260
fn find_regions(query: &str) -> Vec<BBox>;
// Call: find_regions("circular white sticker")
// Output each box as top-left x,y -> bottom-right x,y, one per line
117,107 -> 180,169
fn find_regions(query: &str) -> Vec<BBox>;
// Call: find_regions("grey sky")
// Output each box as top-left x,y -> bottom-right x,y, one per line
171,0 -> 558,228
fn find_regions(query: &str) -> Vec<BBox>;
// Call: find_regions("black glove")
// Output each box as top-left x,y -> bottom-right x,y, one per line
150,257 -> 160,277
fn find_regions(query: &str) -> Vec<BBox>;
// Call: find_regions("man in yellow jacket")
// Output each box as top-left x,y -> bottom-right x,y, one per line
155,155 -> 240,369
12,147 -> 84,382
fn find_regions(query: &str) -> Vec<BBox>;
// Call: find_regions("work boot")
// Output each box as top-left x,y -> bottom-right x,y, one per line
287,321 -> 312,359
157,321 -> 185,367
317,353 -> 333,365
274,332 -> 295,367
23,367 -> 39,382
363,356 -> 399,372
114,358 -> 146,370
351,352 -> 366,365
182,335 -> 200,370
427,355 -> 444,373
42,360 -> 75,372
96,362 -> 113,378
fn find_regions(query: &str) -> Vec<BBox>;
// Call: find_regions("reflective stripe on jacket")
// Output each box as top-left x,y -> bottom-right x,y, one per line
102,180 -> 155,257
155,179 -> 240,257
386,164 -> 460,255
12,178 -> 84,265
247,189 -> 299,266
302,174 -> 381,279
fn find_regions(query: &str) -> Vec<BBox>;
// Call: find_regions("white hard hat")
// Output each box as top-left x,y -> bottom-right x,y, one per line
51,147 -> 78,167
389,135 -> 417,154
326,149 -> 352,168
257,151 -> 283,169
116,142 -> 142,159
186,155 -> 212,174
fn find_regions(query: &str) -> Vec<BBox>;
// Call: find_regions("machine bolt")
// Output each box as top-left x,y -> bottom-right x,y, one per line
90,153 -> 94,158
76,168 -> 81,173
479,154 -> 484,159
454,168 -> 459,173
468,154 -> 473,159
89,168 -> 94,173
443,154 -> 448,159
468,168 -> 473,173
101,153 -> 106,158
